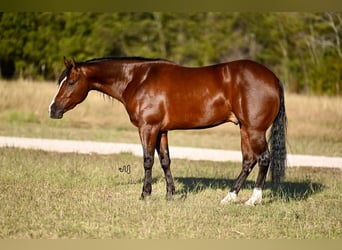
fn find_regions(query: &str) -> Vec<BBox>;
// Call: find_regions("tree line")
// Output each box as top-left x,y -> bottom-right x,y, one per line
0,12 -> 341,95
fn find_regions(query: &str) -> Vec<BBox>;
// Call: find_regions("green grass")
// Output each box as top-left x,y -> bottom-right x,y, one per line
0,148 -> 341,239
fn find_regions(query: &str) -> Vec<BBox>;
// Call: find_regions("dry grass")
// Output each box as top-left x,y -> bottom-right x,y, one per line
285,94 -> 342,156
0,80 -> 341,156
0,80 -> 341,239
0,148 -> 341,239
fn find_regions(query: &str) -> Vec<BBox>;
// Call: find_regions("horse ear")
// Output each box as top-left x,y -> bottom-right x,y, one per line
71,57 -> 76,68
63,57 -> 77,68
64,56 -> 71,68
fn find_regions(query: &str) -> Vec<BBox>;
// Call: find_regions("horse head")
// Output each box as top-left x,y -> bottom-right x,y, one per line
49,57 -> 89,119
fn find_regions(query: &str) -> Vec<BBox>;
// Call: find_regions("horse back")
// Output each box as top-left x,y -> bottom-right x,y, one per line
125,60 -> 281,131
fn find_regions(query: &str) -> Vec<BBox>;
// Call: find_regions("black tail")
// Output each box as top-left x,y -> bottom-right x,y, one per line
269,81 -> 287,185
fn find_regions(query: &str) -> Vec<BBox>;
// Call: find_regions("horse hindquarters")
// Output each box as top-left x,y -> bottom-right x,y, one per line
221,73 -> 284,205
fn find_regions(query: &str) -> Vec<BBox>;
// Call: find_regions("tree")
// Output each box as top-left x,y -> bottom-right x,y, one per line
0,12 -> 340,95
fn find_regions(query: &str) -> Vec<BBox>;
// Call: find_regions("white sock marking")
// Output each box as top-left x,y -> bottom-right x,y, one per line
245,188 -> 262,206
221,191 -> 237,204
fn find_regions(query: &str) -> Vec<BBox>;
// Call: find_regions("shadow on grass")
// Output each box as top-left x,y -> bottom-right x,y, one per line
175,177 -> 324,202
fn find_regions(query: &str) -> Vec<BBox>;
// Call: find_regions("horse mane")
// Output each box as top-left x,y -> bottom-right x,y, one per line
57,67 -> 71,85
57,56 -> 173,85
82,56 -> 171,64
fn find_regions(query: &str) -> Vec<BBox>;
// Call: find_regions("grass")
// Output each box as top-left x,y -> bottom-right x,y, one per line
0,80 -> 341,239
0,148 -> 341,239
0,80 -> 341,156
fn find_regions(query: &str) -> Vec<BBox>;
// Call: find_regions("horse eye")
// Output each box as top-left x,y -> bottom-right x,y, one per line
68,81 -> 75,86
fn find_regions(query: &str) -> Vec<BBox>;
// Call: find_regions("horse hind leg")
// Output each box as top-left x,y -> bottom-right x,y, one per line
245,148 -> 270,206
221,126 -> 258,204
221,126 -> 270,205
220,156 -> 257,204
243,129 -> 269,206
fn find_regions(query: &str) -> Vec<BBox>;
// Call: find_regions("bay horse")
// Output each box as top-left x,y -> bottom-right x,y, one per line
49,57 -> 287,205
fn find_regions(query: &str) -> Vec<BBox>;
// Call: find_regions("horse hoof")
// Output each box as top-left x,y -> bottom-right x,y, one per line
140,191 -> 151,200
245,199 -> 257,206
220,191 -> 237,204
245,188 -> 262,206
245,199 -> 262,206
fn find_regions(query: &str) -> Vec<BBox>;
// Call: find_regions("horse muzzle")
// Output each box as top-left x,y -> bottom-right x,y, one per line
49,102 -> 64,119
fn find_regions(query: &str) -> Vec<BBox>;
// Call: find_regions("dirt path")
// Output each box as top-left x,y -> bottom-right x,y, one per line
0,136 -> 341,169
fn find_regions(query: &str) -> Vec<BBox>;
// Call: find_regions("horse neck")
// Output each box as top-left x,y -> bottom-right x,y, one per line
83,61 -> 135,103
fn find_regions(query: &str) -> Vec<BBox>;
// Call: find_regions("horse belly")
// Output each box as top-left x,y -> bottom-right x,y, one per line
164,95 -> 232,130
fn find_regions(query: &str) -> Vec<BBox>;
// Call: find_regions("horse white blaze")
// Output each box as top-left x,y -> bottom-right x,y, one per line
49,76 -> 67,115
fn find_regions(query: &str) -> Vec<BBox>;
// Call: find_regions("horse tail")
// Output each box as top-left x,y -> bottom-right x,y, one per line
269,81 -> 287,185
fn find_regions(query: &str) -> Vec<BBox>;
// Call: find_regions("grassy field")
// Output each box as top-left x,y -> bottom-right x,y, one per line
0,80 -> 341,156
0,148 -> 341,239
0,80 -> 341,239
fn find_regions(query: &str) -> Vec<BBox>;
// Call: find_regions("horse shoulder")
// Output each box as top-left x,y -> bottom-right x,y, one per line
123,75 -> 168,128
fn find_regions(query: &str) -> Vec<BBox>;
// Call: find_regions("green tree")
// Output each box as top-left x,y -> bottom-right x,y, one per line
0,12 -> 341,95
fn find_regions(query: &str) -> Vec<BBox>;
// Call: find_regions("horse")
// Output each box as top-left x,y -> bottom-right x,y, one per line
49,56 -> 287,205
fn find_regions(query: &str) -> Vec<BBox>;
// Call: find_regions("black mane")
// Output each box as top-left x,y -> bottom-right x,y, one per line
83,56 -> 170,64
57,67 -> 71,85
57,56 -> 172,84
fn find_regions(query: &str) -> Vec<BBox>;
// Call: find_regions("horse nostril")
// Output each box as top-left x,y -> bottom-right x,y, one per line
49,103 -> 64,119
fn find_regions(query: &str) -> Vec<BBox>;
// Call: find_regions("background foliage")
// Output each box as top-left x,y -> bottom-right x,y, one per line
0,12 -> 341,95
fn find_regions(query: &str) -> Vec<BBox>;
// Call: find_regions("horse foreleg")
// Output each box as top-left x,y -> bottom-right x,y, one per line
156,131 -> 175,200
139,125 -> 159,200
